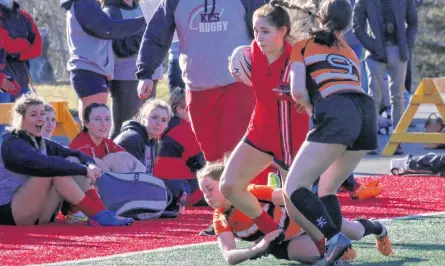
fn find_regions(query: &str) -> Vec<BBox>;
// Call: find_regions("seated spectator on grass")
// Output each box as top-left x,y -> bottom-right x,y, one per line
69,103 -> 145,173
114,99 -> 172,175
41,104 -> 56,139
114,99 -> 189,216
0,94 -> 133,226
155,87 -> 205,206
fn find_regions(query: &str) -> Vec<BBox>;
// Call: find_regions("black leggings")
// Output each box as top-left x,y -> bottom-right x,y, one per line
109,80 -> 157,139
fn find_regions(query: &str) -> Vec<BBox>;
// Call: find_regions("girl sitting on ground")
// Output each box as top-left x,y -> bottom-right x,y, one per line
42,104 -> 57,139
114,99 -> 188,215
69,103 -> 145,173
0,95 -> 133,226
114,99 -> 172,175
155,87 -> 206,206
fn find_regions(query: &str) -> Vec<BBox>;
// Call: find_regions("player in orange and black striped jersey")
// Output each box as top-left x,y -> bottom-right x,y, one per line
199,162 -> 393,265
283,1 -> 379,265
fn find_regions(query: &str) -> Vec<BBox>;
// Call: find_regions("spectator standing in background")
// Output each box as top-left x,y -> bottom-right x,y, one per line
353,0 -> 418,155
136,0 -> 266,163
60,0 -> 146,123
102,0 -> 163,139
0,0 -> 41,140
405,0 -> 423,94
167,39 -> 185,93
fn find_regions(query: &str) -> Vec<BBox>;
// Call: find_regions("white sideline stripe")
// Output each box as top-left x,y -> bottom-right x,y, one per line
378,211 -> 445,222
38,241 -> 219,266
38,211 -> 445,266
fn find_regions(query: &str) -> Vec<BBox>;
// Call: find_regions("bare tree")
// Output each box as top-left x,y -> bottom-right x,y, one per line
17,0 -> 69,81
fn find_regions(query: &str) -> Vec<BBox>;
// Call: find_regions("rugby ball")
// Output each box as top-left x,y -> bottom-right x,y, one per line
229,45 -> 252,86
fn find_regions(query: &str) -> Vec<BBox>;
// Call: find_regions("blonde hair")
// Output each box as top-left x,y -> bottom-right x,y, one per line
10,94 -> 45,132
135,98 -> 173,125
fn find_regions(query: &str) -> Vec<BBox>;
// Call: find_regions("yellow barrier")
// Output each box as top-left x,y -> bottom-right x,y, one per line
382,78 -> 445,156
0,101 -> 79,141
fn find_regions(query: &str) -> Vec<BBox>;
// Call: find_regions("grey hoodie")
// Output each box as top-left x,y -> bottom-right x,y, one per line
60,0 -> 146,78
136,0 -> 265,91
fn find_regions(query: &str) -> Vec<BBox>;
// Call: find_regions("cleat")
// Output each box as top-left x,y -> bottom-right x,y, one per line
315,233 -> 351,266
199,223 -> 215,236
65,211 -> 88,224
350,184 -> 383,200
374,221 -> 394,256
341,247 -> 357,261
88,210 -> 134,227
267,172 -> 282,189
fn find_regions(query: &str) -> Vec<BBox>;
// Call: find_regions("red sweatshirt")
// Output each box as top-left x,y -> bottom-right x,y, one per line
155,117 -> 205,179
69,131 -> 124,159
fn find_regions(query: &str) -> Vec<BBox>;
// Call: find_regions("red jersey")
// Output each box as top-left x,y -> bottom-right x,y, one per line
213,185 -> 301,242
246,41 -> 309,167
69,131 -> 125,159
155,117 -> 204,180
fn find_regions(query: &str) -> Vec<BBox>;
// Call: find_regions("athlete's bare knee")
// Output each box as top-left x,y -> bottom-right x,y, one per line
219,181 -> 238,200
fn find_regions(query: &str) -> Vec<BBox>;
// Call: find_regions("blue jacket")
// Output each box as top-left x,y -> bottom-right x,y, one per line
114,120 -> 159,174
343,0 -> 361,46
0,130 -> 95,205
103,0 -> 145,80
353,0 -> 418,62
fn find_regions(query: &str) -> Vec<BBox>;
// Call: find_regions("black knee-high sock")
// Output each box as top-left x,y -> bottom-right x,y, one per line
355,219 -> 384,237
320,195 -> 343,231
290,188 -> 339,240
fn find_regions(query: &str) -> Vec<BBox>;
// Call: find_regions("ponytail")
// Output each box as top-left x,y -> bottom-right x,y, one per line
309,28 -> 338,47
270,0 -> 350,47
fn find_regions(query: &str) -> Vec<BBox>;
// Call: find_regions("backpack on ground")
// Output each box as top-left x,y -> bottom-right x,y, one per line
96,172 -> 173,220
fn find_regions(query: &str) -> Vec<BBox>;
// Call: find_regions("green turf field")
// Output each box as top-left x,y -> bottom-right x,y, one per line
51,214 -> 445,266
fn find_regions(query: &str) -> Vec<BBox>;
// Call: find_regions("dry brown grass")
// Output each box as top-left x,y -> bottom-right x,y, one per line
34,79 -> 170,119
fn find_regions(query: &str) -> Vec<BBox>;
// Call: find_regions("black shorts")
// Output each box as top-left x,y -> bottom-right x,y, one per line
0,202 -> 16,225
269,239 -> 291,260
70,69 -> 109,98
0,202 -> 59,226
308,93 -> 377,151
243,138 -> 290,171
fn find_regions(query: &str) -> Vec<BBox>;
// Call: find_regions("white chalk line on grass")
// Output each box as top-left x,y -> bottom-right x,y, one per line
39,211 -> 445,266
